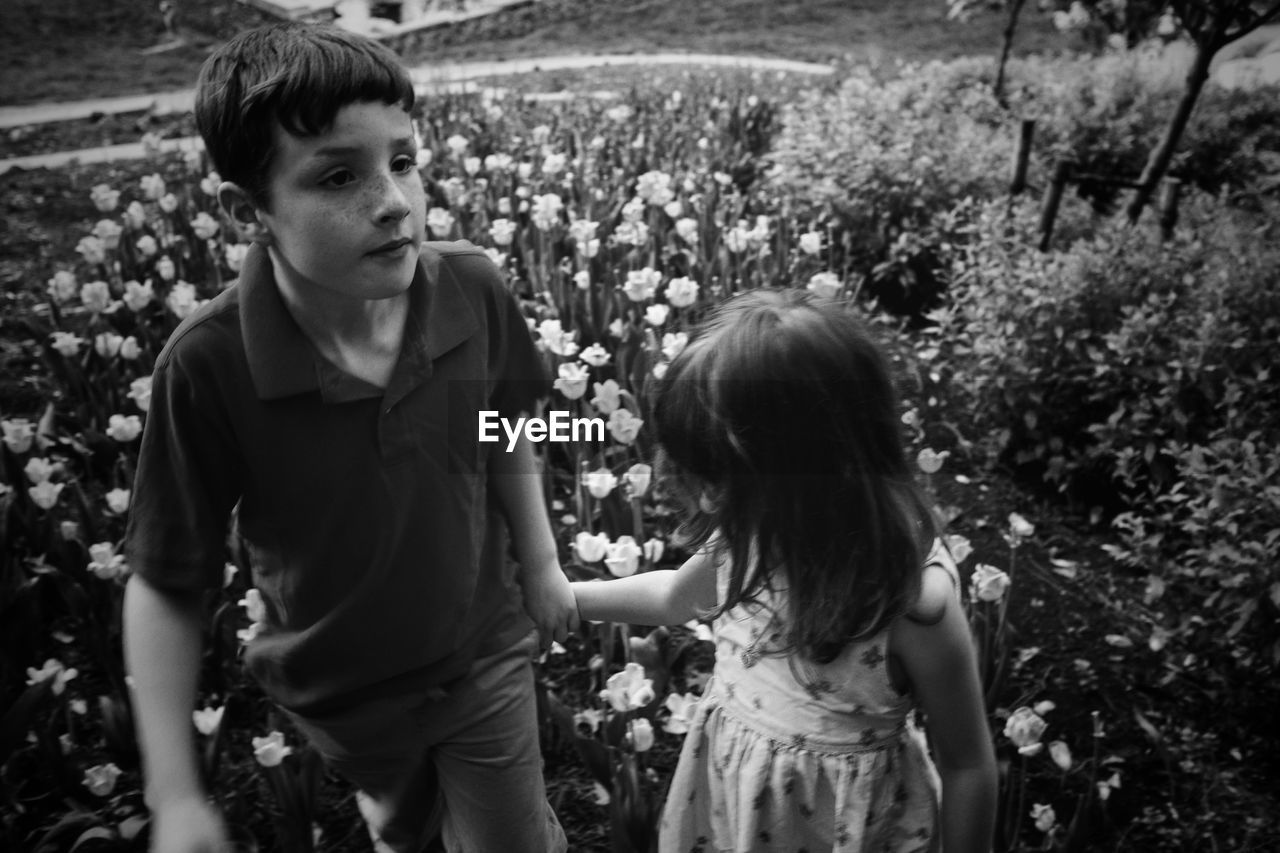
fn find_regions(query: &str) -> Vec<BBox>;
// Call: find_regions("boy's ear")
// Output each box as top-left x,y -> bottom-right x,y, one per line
217,182 -> 272,244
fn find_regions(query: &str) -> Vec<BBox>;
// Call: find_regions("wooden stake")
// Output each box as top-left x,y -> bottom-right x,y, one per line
1038,160 -> 1073,252
1010,119 -> 1035,195
1158,178 -> 1183,242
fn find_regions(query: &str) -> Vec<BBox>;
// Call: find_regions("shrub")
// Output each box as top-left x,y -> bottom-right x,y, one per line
923,191 -> 1280,673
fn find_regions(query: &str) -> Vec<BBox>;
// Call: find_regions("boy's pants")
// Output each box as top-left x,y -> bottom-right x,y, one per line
286,630 -> 567,853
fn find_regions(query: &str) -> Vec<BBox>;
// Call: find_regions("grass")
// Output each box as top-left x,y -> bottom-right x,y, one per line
0,0 -> 1070,105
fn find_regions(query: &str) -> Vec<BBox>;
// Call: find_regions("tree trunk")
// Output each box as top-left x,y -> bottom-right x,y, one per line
994,0 -> 1028,107
1124,38 -> 1216,224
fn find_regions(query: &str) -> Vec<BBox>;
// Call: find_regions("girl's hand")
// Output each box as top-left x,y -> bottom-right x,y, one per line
150,795 -> 231,853
520,562 -> 579,648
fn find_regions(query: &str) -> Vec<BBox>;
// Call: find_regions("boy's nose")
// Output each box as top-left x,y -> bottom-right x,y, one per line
371,173 -> 412,223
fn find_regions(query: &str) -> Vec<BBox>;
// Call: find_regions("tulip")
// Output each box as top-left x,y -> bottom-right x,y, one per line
2,418 -> 35,454
1048,740 -> 1072,771
806,271 -> 841,299
591,380 -> 623,415
645,304 -> 670,327
104,488 -> 131,515
1009,512 -> 1035,539
83,763 -> 123,797
193,705 -> 225,736
599,662 -> 655,711
573,531 -> 610,564
1031,803 -> 1056,833
426,207 -> 455,238
664,276 -> 699,308
579,343 -> 611,368
970,563 -> 1011,603
1004,706 -> 1047,756
605,535 -> 643,577
26,659 -> 78,695
76,236 -> 107,265
252,731 -> 293,767
239,588 -> 267,624
106,414 -> 143,443
582,468 -> 619,499
662,692 -> 701,735
916,447 -> 948,474
553,363 -> 590,400
29,481 -> 64,510
128,376 -> 153,412
607,408 -> 644,445
945,534 -> 973,565
628,718 -> 655,752
489,218 -> 516,247
624,463 -> 653,498
80,280 -> 112,314
24,457 -> 56,484
47,270 -> 78,302
623,267 -> 661,303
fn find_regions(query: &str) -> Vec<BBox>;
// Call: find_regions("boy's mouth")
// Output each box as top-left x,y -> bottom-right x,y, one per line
367,237 -> 414,256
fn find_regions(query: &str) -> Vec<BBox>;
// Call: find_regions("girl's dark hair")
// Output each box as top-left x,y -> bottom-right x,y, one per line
194,22 -> 415,206
651,289 -> 936,662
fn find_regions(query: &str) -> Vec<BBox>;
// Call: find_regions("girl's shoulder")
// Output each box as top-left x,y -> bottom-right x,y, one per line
903,540 -> 961,627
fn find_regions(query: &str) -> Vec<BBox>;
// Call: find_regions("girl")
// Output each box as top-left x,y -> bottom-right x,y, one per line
572,289 -> 996,853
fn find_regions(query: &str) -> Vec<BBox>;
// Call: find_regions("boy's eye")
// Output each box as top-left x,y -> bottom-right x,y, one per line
321,169 -> 356,188
393,154 -> 416,173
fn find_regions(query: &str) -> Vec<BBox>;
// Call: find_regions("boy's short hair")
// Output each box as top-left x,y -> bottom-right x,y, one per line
195,22 -> 415,206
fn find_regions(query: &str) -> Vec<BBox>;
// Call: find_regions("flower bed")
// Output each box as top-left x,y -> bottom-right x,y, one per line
1,59 -> 1277,852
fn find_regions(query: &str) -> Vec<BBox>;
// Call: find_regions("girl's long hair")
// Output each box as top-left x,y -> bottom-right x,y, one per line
651,289 -> 936,662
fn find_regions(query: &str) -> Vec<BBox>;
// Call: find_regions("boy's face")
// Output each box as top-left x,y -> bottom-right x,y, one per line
254,100 -> 426,302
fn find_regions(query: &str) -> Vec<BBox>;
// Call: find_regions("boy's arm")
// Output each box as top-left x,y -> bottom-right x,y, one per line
571,548 -> 717,626
123,574 -> 229,852
892,566 -> 998,853
488,432 -> 578,647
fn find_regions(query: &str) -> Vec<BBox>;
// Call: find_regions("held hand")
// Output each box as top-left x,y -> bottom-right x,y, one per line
521,563 -> 579,648
150,795 -> 231,853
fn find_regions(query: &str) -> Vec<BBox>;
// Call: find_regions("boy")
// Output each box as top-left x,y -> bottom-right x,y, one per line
122,22 -> 576,853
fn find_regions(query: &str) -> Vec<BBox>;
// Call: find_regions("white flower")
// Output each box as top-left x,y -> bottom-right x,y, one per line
191,212 -> 220,240
574,531 -> 611,563
624,463 -> 653,498
569,218 -> 598,245
599,662 -> 654,711
645,304 -> 670,326
1031,803 -> 1056,833
252,731 -> 293,767
26,659 -> 78,695
628,718 -> 655,752
605,535 -> 643,577
239,588 -> 267,625
542,151 -> 568,176
531,193 -> 564,231
89,183 -> 120,212
607,408 -> 644,445
536,318 -> 578,358
135,234 -> 158,258
674,217 -> 699,244
663,276 -> 699,308
489,218 -> 516,247
94,332 -> 124,359
155,255 -> 177,282
1048,740 -> 1072,771
662,692 -> 701,735
50,332 -> 85,358
579,343 -> 611,368
573,270 -> 591,291
88,541 -> 128,580
166,281 -> 201,320
47,271 -> 78,302
83,763 -> 123,797
916,447 -> 948,474
553,362 -> 590,400
224,243 -> 249,272
945,534 -> 973,565
445,134 -> 469,156
192,705 -> 225,736
1009,512 -> 1036,539
591,379 -> 623,415
661,332 -> 688,362
2,418 -> 35,454
463,156 -> 482,176
623,267 -> 662,302
574,708 -> 604,735
582,468 -> 619,499
93,219 -> 123,250
613,220 -> 649,247
806,271 -> 842,300
484,153 -> 513,172
128,376 -> 153,412
123,201 -> 147,230
106,414 -> 143,443
970,563 -> 1011,603
29,480 -> 65,510
24,456 -> 55,484
76,235 -> 107,265
199,171 -> 221,196
119,336 -> 141,361
1004,706 -> 1048,756
80,280 -> 112,314
724,223 -> 752,253
798,230 -> 824,256
104,488 -> 131,515
140,173 -> 166,200
426,207 -> 455,237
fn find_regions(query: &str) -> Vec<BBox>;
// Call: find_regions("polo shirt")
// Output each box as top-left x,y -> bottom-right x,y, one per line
124,241 -> 549,715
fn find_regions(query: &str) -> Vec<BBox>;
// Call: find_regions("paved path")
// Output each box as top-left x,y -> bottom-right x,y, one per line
0,52 -> 832,175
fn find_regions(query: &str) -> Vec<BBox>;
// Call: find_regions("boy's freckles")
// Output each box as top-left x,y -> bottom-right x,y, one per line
255,100 -> 427,302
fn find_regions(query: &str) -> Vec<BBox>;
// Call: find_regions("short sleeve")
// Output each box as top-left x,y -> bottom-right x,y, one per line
124,345 -> 243,592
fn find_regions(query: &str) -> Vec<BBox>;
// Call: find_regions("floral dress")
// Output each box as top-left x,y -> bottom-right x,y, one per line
659,543 -> 958,853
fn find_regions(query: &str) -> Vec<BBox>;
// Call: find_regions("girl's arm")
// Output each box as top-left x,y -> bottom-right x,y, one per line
891,565 -> 998,853
571,548 -> 717,626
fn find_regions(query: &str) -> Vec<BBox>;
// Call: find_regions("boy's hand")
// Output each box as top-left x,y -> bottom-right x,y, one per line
521,562 -> 579,648
151,795 -> 230,852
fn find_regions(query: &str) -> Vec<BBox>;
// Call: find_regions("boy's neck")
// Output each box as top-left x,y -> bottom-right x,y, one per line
269,256 -> 411,389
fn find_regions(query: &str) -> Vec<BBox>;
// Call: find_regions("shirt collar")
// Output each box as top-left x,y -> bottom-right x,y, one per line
240,242 -> 480,402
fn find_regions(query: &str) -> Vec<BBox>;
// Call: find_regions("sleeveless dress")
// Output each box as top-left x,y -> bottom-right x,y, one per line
658,542 -> 958,853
